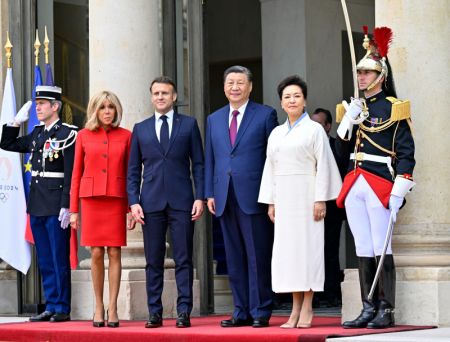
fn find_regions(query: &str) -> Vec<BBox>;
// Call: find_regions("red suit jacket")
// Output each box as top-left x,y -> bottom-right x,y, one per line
70,126 -> 131,213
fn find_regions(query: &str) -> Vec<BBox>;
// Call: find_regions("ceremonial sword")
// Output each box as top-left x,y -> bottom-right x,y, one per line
368,210 -> 396,301
340,0 -> 359,99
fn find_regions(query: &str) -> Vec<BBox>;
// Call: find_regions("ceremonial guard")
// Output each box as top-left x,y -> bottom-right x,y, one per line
0,86 -> 77,322
335,27 -> 415,329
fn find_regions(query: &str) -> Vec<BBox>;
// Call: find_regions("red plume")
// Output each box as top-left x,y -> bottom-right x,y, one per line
373,26 -> 393,58
362,25 -> 368,35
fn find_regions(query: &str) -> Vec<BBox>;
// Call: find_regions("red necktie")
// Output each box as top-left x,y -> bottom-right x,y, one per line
229,110 -> 239,146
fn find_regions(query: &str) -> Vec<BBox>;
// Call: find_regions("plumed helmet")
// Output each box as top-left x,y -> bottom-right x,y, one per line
357,26 -> 394,93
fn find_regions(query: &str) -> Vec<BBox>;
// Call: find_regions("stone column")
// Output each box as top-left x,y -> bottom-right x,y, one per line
71,0 -> 201,320
342,0 -> 450,326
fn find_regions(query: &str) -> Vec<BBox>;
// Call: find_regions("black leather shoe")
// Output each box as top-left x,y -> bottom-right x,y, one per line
252,317 -> 269,328
366,301 -> 395,329
145,313 -> 163,328
30,311 -> 54,322
93,320 -> 105,328
50,313 -> 71,322
107,320 -> 120,328
220,317 -> 253,327
106,310 -> 119,328
342,301 -> 377,328
176,313 -> 191,328
93,310 -> 105,327
342,300 -> 377,329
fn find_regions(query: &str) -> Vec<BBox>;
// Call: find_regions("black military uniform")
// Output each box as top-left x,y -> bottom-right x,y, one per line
0,86 -> 77,322
335,26 -> 415,329
1,120 -> 77,215
336,92 -> 415,184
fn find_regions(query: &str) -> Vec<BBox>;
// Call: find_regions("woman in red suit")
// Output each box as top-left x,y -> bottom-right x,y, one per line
70,90 -> 134,328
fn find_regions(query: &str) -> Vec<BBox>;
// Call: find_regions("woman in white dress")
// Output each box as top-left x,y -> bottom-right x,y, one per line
259,75 -> 342,328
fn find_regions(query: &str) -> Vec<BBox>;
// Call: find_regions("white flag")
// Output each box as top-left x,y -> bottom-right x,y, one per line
0,68 -> 31,274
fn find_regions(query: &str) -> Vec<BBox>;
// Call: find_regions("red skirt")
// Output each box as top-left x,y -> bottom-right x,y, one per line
80,196 -> 127,247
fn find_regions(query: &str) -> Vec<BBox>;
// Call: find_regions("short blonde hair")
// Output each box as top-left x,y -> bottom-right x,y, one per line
85,90 -> 123,131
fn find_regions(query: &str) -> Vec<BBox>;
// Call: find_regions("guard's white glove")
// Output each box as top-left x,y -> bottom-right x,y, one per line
14,101 -> 32,125
389,195 -> 403,223
345,98 -> 364,120
58,208 -> 71,229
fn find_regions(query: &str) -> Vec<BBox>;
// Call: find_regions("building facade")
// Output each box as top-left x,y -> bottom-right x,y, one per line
0,0 -> 449,326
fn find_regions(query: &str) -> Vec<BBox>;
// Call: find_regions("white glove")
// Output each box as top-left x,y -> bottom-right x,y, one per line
389,195 -> 404,223
344,98 -> 364,120
58,208 -> 71,229
14,101 -> 32,125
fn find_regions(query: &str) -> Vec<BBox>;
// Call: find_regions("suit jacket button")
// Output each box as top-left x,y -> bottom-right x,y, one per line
102,169 -> 106,173
103,141 -> 107,144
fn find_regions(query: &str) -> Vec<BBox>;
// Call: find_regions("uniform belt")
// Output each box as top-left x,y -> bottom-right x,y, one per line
31,171 -> 65,178
350,152 -> 394,178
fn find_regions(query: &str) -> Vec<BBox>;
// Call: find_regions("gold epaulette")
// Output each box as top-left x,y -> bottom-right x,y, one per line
336,103 -> 345,123
386,97 -> 411,121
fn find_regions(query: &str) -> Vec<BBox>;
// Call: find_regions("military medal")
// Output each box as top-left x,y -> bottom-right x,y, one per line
370,117 -> 380,127
54,152 -> 59,159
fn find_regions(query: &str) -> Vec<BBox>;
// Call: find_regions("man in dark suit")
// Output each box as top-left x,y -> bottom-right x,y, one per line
1,86 -> 77,322
128,76 -> 204,328
311,108 -> 347,307
205,65 -> 278,328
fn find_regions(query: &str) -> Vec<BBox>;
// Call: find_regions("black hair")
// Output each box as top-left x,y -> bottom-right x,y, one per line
312,108 -> 332,125
223,65 -> 253,82
277,75 -> 307,100
150,76 -> 177,93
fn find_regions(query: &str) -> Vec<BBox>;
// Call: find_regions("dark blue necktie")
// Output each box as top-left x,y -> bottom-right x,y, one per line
160,115 -> 169,153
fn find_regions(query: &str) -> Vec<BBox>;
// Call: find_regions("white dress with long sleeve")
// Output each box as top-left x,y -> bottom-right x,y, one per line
258,115 -> 342,292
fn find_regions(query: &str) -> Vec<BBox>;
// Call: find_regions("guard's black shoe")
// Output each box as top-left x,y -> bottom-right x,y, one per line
342,301 -> 377,329
366,301 -> 395,329
220,317 -> 253,327
176,313 -> 191,328
29,311 -> 54,322
145,313 -> 163,328
50,313 -> 71,322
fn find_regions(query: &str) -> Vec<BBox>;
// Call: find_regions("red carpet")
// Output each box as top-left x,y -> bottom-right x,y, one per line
0,315 -> 434,342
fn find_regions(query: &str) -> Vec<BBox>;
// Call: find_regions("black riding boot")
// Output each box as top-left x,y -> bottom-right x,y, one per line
342,257 -> 378,328
367,254 -> 395,329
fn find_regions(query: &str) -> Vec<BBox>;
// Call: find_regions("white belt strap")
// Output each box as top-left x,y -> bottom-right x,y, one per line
350,152 -> 394,177
31,171 -> 65,178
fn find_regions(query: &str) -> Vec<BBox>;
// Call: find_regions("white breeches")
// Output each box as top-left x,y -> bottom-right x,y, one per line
345,175 -> 392,257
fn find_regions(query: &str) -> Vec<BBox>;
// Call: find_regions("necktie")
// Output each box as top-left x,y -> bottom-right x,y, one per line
160,115 -> 169,153
229,110 -> 239,146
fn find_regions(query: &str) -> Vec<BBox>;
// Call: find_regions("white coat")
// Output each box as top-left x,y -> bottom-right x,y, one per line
258,115 -> 342,292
